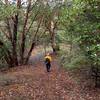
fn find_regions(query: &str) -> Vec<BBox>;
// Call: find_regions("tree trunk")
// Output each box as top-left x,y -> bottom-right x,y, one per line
50,28 -> 57,54
12,15 -> 18,66
20,0 -> 31,64
51,35 -> 56,53
25,17 -> 42,64
50,21 -> 57,54
25,42 -> 35,64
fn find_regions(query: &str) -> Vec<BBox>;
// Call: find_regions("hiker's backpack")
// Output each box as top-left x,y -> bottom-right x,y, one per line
45,58 -> 50,64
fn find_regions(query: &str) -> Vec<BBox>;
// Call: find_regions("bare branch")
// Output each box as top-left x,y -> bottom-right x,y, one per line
26,6 -> 41,34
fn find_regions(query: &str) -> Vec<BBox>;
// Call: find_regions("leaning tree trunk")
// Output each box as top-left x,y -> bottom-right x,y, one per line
25,42 -> 35,64
24,16 -> 42,64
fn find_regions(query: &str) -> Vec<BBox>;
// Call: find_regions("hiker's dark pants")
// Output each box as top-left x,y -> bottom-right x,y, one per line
46,63 -> 51,72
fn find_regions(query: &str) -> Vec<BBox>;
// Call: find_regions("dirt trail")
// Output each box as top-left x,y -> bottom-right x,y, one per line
0,54 -> 100,100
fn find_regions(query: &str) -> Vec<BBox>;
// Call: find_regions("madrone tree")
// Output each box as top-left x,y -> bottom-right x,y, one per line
0,0 -> 50,67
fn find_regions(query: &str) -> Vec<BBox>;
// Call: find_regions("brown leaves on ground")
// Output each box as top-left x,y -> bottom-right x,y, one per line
0,56 -> 100,100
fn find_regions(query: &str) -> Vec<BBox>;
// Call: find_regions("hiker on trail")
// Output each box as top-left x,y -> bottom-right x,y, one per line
44,53 -> 52,72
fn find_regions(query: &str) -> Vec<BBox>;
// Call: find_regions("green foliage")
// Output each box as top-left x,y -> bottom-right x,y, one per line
59,0 -> 100,69
63,54 -> 87,70
0,4 -> 17,20
59,44 -> 88,70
